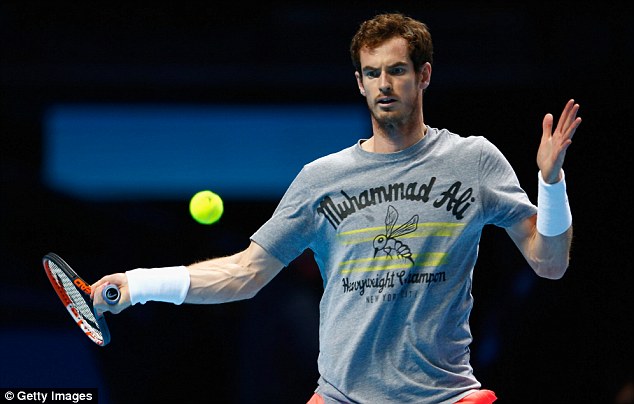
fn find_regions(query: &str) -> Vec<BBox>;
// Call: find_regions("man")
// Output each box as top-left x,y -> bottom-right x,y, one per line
93,13 -> 581,403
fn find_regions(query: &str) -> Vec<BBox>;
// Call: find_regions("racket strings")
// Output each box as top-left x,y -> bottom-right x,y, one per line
49,261 -> 103,340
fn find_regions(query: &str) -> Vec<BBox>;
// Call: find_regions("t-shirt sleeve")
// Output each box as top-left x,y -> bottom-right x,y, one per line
478,138 -> 537,228
250,167 -> 315,267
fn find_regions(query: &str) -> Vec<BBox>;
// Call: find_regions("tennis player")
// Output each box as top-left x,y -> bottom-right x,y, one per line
93,13 -> 581,403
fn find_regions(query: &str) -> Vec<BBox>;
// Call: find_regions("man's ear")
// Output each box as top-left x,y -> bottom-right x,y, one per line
420,62 -> 432,91
355,71 -> 366,96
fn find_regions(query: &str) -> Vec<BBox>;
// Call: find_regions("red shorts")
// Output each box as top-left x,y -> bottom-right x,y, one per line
307,389 -> 497,403
306,393 -> 324,404
455,389 -> 497,403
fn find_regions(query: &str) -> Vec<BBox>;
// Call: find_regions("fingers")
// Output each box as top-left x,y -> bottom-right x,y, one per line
556,99 -> 582,139
556,99 -> 574,131
91,274 -> 122,299
92,273 -> 130,315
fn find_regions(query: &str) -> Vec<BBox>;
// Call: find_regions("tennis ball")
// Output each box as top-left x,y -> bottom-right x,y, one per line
189,190 -> 224,225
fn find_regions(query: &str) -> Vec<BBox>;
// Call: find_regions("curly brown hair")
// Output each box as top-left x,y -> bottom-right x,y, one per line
350,13 -> 433,74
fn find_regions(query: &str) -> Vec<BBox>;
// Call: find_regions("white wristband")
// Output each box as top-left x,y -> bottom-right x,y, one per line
125,266 -> 190,305
536,170 -> 572,236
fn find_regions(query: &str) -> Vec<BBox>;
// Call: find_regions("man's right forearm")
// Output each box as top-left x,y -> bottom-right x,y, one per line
184,242 -> 285,304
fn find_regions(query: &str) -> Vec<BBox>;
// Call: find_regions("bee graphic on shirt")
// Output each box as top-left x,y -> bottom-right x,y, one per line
373,205 -> 419,265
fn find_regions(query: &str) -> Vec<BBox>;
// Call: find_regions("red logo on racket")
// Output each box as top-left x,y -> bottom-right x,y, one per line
74,278 -> 91,294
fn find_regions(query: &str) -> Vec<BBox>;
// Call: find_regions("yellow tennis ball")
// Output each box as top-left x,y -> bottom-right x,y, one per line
189,190 -> 224,225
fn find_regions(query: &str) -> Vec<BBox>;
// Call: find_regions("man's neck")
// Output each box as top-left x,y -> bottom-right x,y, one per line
362,120 -> 427,153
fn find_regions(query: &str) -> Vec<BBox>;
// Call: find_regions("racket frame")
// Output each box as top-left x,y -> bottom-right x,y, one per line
43,252 -> 111,346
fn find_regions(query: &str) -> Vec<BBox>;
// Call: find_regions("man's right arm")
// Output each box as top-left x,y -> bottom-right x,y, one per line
91,241 -> 285,313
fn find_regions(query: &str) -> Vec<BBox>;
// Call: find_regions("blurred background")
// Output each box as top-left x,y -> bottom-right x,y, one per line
1,1 -> 632,403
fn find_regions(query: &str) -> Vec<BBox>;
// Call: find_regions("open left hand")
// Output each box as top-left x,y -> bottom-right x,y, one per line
537,99 -> 582,183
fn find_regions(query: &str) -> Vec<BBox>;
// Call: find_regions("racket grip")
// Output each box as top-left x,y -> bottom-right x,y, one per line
102,284 -> 121,305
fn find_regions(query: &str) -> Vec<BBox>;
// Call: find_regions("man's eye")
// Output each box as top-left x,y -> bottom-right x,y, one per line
365,71 -> 379,78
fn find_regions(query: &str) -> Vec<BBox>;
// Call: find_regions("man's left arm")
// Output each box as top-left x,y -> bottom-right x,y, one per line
506,99 -> 581,279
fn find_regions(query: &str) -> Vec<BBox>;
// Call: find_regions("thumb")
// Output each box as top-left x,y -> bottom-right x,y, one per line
541,113 -> 553,142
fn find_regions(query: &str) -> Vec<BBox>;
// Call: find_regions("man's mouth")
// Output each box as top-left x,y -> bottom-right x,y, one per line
377,97 -> 397,106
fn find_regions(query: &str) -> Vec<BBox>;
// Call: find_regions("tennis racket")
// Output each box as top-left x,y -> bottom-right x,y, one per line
43,252 -> 120,346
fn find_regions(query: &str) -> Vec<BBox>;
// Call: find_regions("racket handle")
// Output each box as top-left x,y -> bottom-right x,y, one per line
102,284 -> 121,305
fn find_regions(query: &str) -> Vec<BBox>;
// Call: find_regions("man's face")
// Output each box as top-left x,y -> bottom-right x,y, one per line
355,36 -> 429,127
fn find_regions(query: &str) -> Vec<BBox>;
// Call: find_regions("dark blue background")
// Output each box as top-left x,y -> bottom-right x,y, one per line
1,2 -> 632,403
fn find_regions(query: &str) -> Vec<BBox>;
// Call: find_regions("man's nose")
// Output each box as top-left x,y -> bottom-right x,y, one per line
378,73 -> 392,93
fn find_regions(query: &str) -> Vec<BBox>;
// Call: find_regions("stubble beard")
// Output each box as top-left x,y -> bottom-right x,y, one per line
370,101 -> 419,132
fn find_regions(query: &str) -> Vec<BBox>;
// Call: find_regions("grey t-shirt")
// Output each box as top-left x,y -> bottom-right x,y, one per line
251,126 -> 537,403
